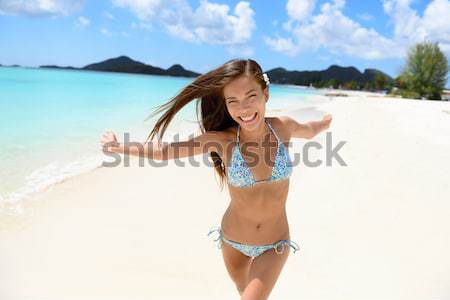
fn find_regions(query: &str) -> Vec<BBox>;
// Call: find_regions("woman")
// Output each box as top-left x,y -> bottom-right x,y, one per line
101,59 -> 332,300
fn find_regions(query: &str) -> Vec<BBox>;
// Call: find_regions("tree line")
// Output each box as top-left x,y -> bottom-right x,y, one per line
313,41 -> 449,100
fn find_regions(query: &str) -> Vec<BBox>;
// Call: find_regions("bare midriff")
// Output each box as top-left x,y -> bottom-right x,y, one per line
221,179 -> 291,245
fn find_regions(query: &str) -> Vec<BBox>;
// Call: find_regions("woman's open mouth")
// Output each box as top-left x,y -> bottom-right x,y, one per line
239,112 -> 258,124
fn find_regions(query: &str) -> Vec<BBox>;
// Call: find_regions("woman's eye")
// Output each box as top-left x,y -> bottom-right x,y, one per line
227,95 -> 255,104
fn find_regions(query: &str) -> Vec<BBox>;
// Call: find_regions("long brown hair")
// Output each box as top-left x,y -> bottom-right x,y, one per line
144,58 -> 268,190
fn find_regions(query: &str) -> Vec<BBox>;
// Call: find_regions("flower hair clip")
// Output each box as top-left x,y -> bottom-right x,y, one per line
262,73 -> 270,86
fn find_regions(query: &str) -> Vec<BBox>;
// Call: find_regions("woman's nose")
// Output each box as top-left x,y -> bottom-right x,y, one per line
239,98 -> 252,109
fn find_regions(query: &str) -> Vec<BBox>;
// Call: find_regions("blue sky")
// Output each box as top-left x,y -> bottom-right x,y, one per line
1,0 -> 449,83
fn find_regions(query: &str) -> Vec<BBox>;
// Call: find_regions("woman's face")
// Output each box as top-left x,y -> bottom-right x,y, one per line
223,75 -> 269,131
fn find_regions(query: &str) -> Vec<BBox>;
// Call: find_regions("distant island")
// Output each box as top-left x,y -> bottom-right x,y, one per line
40,56 -> 200,78
0,64 -> 20,67
0,55 -> 394,89
37,55 -> 393,90
267,65 -> 393,89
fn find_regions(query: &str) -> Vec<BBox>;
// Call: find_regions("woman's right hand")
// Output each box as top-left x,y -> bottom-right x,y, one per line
100,130 -> 120,153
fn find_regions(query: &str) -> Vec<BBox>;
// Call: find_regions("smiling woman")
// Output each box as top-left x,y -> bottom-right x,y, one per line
101,58 -> 332,300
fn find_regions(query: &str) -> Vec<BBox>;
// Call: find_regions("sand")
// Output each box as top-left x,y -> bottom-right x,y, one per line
1,92 -> 450,300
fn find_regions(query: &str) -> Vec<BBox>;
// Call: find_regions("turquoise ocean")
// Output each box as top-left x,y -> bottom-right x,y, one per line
0,66 -> 320,209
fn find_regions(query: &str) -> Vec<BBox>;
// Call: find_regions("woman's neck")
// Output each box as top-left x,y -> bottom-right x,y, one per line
239,118 -> 270,144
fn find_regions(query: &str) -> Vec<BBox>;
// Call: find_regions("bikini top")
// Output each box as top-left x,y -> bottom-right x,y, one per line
227,118 -> 293,188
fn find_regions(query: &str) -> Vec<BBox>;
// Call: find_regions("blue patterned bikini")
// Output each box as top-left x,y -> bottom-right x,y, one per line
207,118 -> 300,259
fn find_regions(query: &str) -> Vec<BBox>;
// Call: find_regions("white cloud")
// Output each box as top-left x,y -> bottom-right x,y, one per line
382,0 -> 450,52
112,0 -> 256,45
298,1 -> 400,59
0,0 -> 83,16
422,0 -> 450,51
76,15 -> 90,27
263,36 -> 298,57
264,0 -> 450,60
166,23 -> 197,42
112,0 -> 164,20
286,0 -> 316,22
382,0 -> 423,40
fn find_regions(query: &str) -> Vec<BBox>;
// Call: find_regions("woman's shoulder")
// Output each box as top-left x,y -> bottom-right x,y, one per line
203,125 -> 236,147
266,116 -> 292,141
219,124 -> 238,142
202,125 -> 236,160
267,115 -> 289,126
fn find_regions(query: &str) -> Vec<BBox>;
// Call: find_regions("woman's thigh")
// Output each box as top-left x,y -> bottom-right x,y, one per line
240,245 -> 290,300
221,241 -> 253,292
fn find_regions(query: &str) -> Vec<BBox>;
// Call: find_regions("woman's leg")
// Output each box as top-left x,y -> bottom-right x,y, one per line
240,243 -> 290,300
221,241 -> 253,296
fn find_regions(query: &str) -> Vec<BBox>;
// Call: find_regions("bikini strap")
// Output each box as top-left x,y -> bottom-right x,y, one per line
237,119 -> 277,144
207,227 -> 223,249
286,240 -> 300,253
265,119 -> 281,143
273,239 -> 301,254
236,125 -> 240,144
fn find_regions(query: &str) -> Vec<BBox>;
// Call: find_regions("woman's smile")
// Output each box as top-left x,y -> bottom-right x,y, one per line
239,112 -> 258,124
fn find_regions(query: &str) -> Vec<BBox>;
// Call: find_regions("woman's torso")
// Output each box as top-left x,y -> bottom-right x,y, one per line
218,117 -> 293,245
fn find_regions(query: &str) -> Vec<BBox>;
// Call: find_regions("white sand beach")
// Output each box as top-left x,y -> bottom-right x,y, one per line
1,92 -> 450,300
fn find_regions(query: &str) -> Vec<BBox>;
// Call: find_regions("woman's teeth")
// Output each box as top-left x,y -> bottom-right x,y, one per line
239,112 -> 257,123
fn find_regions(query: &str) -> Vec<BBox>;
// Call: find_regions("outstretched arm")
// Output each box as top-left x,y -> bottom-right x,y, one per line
281,114 -> 332,139
100,130 -> 223,161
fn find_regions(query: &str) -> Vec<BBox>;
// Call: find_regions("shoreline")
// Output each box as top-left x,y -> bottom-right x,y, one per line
1,91 -> 447,217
